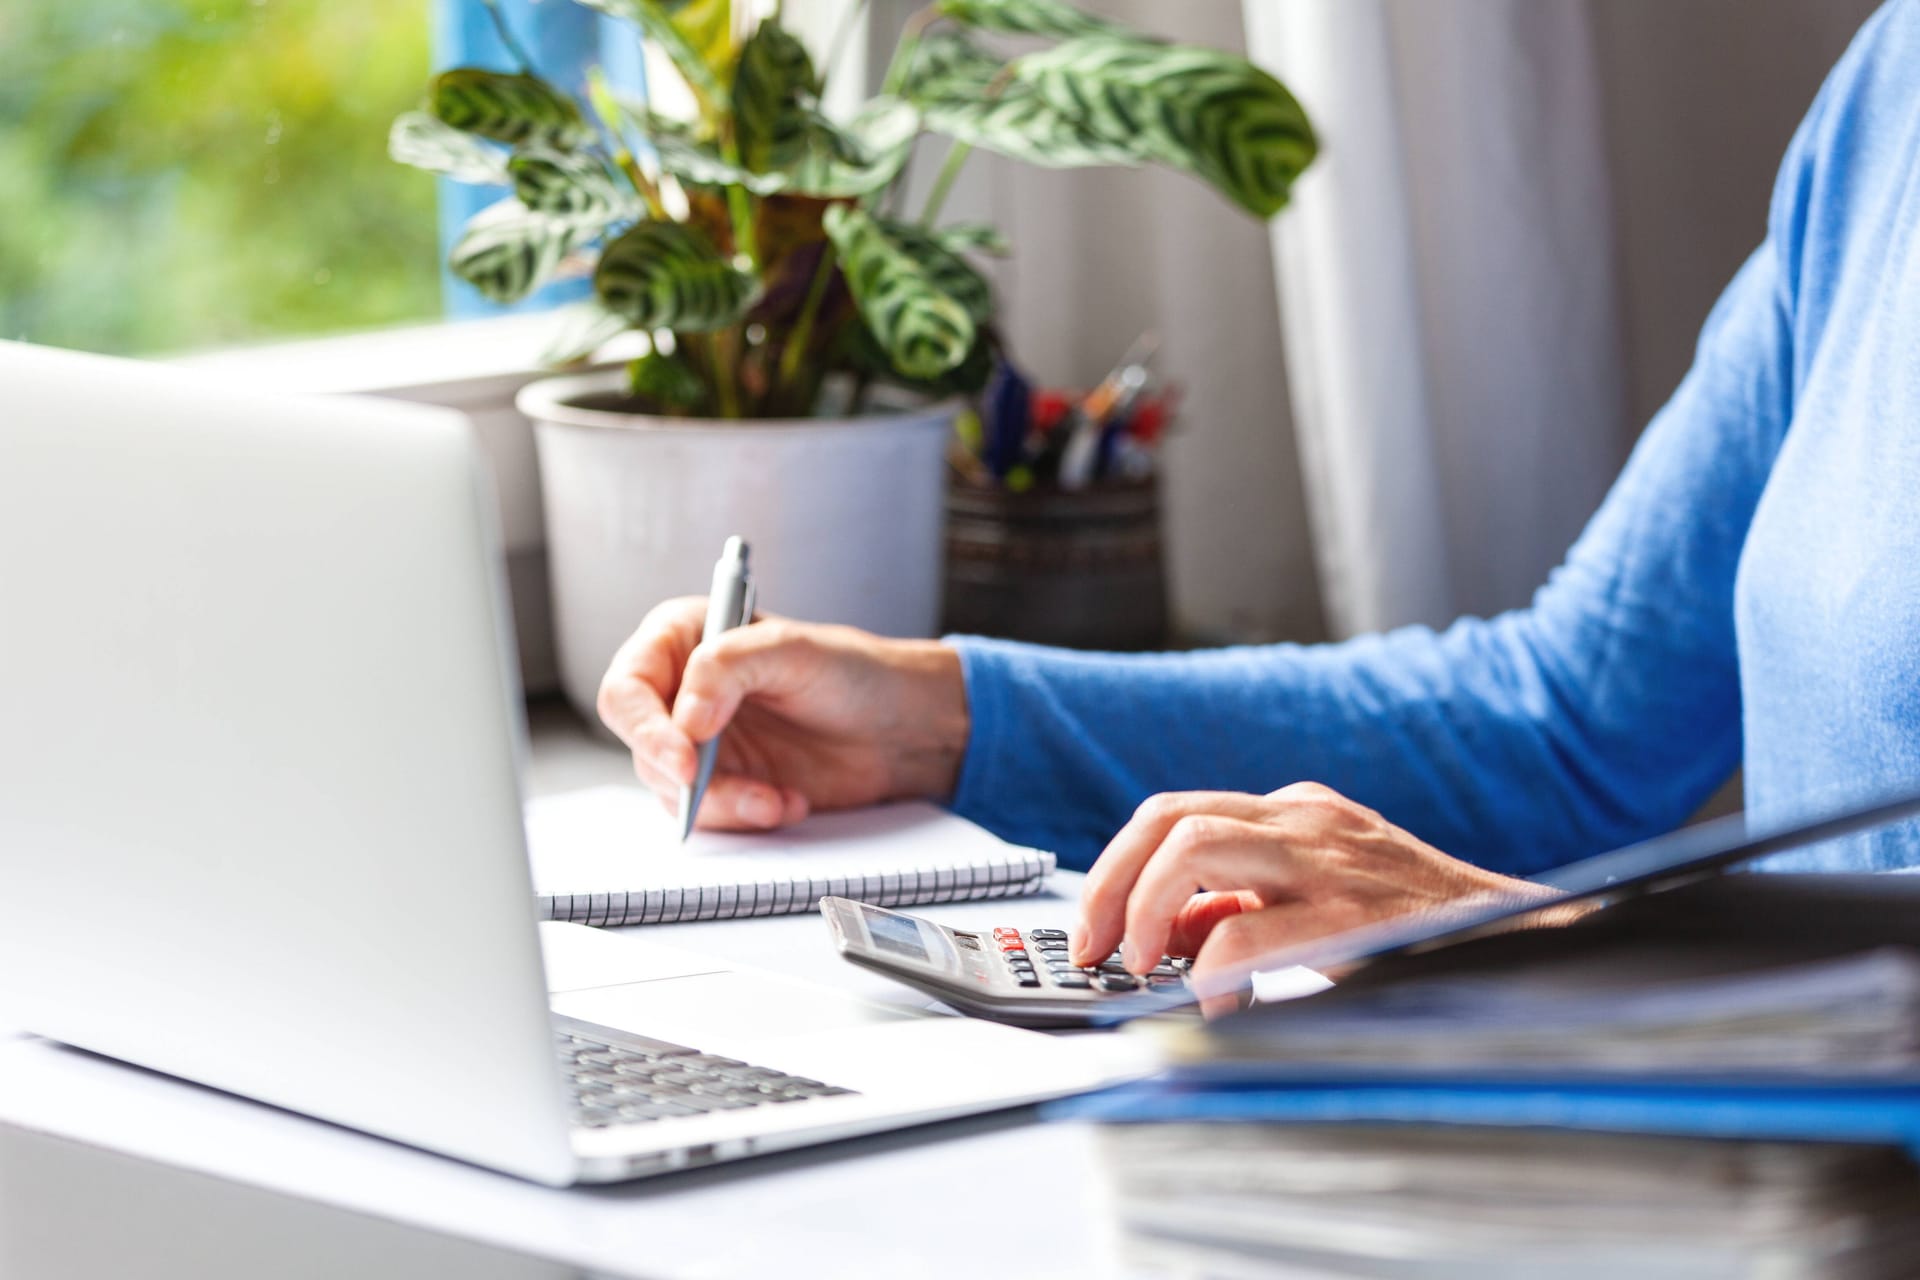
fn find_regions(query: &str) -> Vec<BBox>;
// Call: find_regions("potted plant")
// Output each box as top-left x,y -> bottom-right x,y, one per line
390,0 -> 1316,721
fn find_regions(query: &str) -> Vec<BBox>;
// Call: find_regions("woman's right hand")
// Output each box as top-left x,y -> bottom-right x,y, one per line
597,599 -> 972,832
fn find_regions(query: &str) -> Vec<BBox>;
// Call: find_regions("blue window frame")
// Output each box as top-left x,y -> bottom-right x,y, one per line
432,0 -> 648,318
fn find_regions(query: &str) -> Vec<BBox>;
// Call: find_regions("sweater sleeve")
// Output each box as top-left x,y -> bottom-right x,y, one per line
949,136 -> 1816,875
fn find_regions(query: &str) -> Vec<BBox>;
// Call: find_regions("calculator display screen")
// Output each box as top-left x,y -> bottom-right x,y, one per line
861,906 -> 929,962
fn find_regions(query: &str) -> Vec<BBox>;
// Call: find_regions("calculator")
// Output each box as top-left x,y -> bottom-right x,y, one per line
820,897 -> 1195,1029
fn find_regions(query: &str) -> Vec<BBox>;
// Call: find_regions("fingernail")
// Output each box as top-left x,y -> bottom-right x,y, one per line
737,790 -> 780,828
1121,940 -> 1142,973
1068,924 -> 1087,963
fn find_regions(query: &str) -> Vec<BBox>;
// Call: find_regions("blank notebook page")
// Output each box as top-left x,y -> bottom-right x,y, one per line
524,786 -> 1056,926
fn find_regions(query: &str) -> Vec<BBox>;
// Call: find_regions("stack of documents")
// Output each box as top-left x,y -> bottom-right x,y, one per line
1095,1121 -> 1920,1278
1188,943 -> 1920,1078
1057,877 -> 1920,1276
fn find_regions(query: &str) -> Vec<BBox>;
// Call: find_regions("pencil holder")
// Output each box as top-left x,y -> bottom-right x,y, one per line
942,478 -> 1169,651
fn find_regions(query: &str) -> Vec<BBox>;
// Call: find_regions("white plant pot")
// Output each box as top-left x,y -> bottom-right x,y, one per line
518,370 -> 956,724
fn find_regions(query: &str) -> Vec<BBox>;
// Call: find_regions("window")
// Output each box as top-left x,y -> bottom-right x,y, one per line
1,0 -> 861,355
0,0 -> 441,355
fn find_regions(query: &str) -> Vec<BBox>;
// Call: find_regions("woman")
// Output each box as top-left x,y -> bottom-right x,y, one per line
597,1 -> 1920,992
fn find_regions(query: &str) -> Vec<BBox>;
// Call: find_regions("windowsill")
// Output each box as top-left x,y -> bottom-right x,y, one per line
171,313 -> 583,697
170,312 -> 565,399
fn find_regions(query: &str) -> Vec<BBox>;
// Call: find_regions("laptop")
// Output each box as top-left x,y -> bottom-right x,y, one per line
0,341 -> 1135,1186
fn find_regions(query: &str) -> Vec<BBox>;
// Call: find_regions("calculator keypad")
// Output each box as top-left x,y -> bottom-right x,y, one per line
986,926 -> 1188,996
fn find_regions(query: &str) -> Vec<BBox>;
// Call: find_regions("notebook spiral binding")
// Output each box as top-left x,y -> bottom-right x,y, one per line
540,859 -> 1053,929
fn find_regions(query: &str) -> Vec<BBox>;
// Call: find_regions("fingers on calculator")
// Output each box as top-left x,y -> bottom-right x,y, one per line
824,900 -> 1196,1029
988,926 -> 1189,993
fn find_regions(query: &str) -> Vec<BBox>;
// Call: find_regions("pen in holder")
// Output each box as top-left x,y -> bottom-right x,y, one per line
942,342 -> 1174,651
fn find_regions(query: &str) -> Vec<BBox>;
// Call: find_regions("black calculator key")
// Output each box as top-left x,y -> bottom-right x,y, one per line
1003,950 -> 1029,962
1150,965 -> 1180,979
1050,974 -> 1092,989
1013,974 -> 1041,987
1096,973 -> 1141,992
1028,928 -> 1069,941
1032,941 -> 1069,953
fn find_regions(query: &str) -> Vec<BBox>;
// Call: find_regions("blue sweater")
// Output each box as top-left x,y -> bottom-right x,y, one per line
950,1 -> 1920,875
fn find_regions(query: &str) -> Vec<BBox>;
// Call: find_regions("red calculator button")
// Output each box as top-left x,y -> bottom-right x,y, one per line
998,938 -> 1026,951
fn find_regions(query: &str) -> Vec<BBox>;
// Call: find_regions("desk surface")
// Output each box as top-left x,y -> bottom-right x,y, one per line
0,703 -> 1122,1279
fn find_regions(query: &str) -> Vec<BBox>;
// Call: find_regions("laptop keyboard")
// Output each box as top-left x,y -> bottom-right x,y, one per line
557,1027 -> 858,1129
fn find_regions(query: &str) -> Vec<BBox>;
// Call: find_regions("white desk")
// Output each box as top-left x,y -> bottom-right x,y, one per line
0,704 -> 1125,1279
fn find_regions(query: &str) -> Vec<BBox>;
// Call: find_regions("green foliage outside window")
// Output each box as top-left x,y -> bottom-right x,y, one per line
0,0 -> 441,355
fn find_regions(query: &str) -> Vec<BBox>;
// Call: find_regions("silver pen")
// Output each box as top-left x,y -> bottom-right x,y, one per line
678,536 -> 755,842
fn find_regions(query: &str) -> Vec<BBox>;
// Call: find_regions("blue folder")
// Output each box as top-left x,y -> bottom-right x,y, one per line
1046,1076 -> 1920,1157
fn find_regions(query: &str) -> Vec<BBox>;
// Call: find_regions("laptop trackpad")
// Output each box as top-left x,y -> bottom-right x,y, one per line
551,970 -> 920,1050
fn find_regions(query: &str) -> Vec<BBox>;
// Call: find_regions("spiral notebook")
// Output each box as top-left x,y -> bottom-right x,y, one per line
524,786 -> 1058,927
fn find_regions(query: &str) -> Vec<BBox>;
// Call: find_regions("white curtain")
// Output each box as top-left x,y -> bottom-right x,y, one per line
1243,0 -> 1629,637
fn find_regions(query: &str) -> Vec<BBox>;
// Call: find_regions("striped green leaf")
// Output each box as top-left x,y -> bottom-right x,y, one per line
508,148 -> 637,220
389,111 -> 510,185
732,20 -> 822,173
875,217 -> 993,324
594,222 -> 759,331
782,97 -> 920,198
1017,37 -> 1318,218
894,28 -> 998,98
916,331 -> 995,397
823,205 -> 976,381
936,0 -> 1123,39
905,30 -> 1138,169
448,199 -> 593,303
918,82 -> 1139,169
648,126 -> 784,193
836,317 -> 994,398
430,69 -> 592,148
930,222 -> 1011,257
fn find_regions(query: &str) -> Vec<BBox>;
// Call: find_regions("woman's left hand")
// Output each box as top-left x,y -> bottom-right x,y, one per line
1068,782 -> 1554,1014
